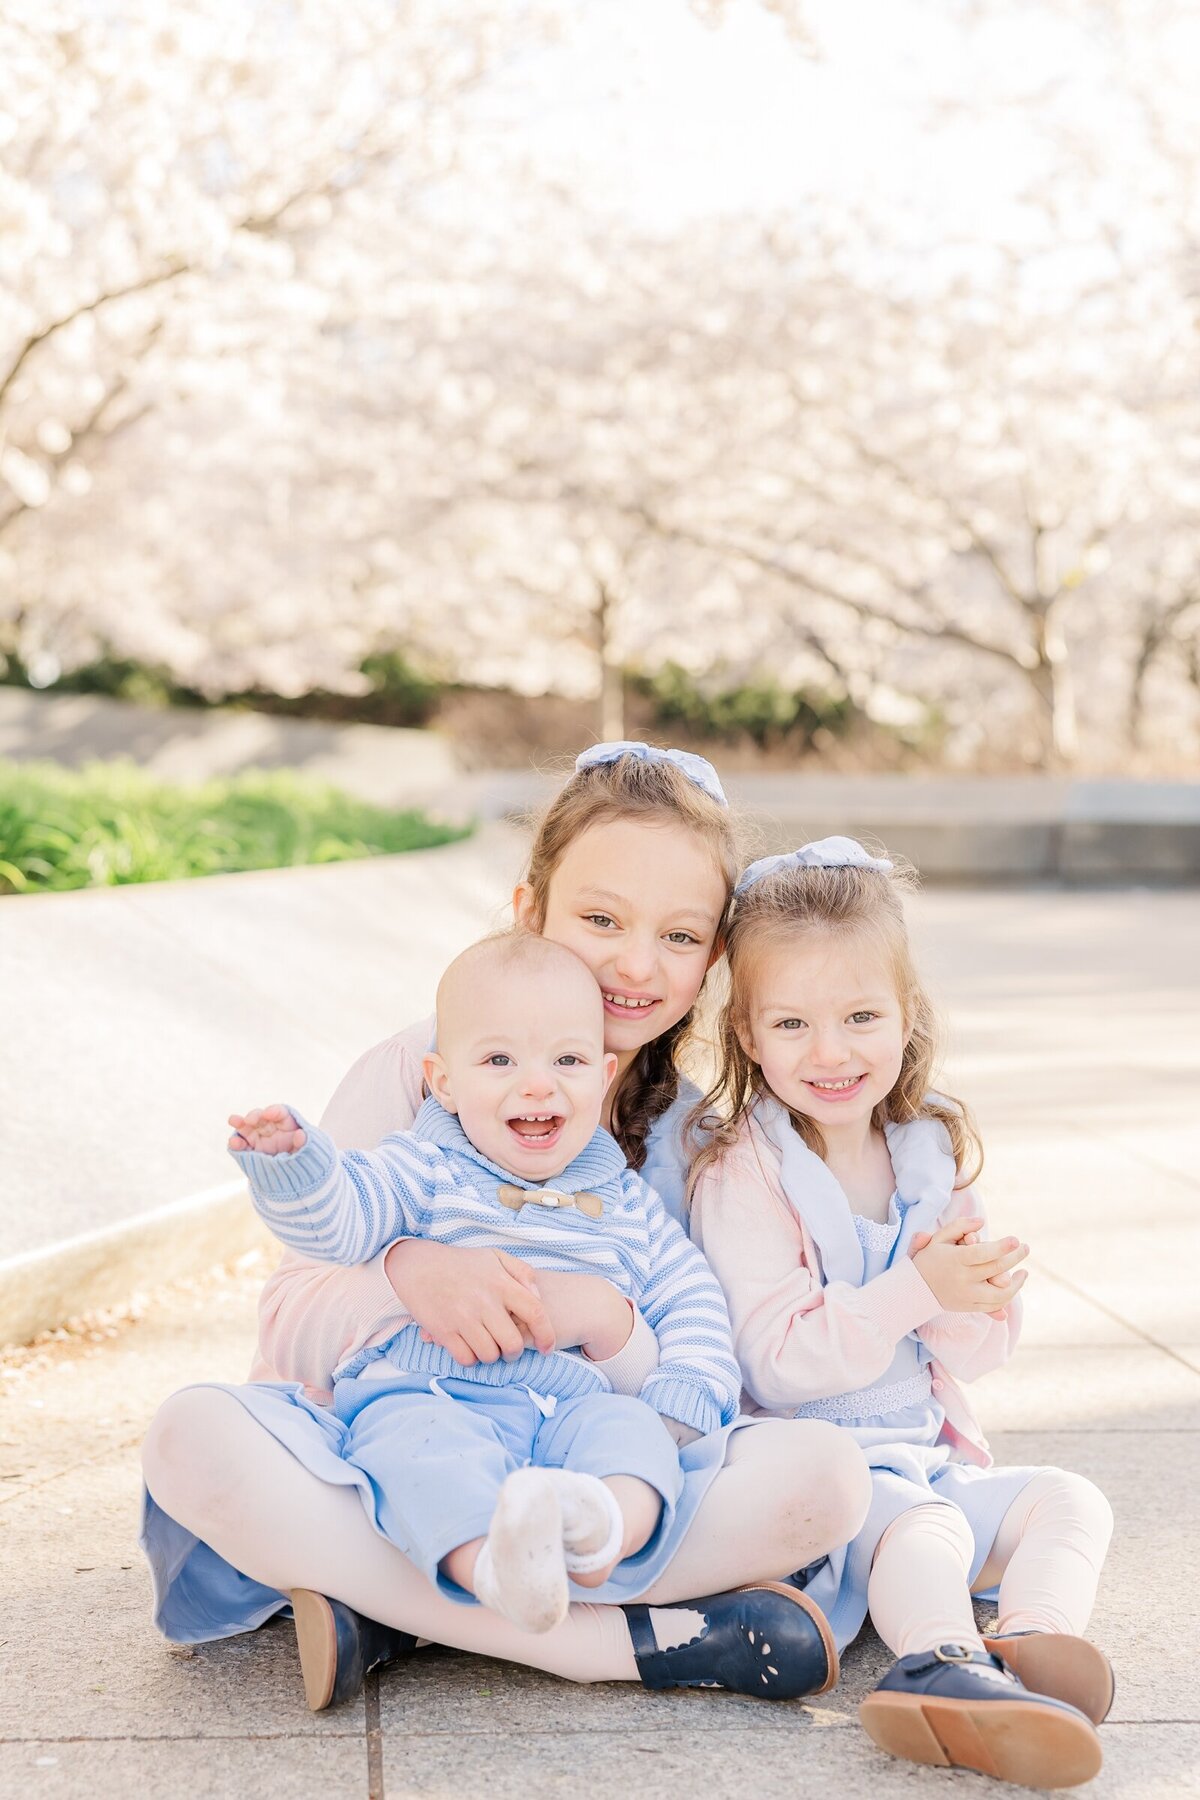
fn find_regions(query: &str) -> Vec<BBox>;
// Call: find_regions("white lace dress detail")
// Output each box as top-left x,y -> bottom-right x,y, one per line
793,1371 -> 934,1423
793,1202 -> 932,1422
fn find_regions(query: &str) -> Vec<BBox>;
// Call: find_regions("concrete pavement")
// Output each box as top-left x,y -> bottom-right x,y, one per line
0,827 -> 521,1343
1,885 -> 1198,1796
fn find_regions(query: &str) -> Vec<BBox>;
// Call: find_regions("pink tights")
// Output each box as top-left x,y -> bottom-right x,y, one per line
142,1386 -> 872,1683
866,1469 -> 1114,1659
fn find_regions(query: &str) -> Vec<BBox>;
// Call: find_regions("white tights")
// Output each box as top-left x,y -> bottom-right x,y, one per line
142,1387 -> 872,1683
866,1470 -> 1114,1659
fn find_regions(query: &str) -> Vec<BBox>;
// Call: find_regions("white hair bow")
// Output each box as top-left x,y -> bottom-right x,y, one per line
735,836 -> 893,896
574,740 -> 728,807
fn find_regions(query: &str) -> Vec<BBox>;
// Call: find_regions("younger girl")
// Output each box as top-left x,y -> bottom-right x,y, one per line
689,837 -> 1115,1790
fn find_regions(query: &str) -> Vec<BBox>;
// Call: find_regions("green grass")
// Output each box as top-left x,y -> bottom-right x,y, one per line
0,760 -> 470,896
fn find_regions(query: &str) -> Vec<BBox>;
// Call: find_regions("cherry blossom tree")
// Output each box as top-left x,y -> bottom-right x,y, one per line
4,0 -> 1198,769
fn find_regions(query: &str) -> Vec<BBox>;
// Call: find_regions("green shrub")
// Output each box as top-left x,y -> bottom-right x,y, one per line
0,643 -> 444,728
630,662 -> 860,749
357,650 -> 442,725
0,760 -> 468,896
0,648 -> 205,709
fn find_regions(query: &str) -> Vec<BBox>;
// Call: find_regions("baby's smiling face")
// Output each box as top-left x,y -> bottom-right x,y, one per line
424,938 -> 618,1180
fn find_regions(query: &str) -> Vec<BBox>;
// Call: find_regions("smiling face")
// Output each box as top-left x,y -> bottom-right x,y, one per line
423,937 -> 618,1180
739,926 -> 908,1147
516,818 -> 728,1065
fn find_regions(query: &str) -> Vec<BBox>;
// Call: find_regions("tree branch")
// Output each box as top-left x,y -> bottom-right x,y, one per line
0,261 -> 189,413
840,428 -> 1033,612
641,515 -> 1039,676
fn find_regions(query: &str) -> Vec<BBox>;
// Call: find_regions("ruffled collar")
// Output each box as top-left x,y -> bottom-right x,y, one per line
753,1095 -> 956,1287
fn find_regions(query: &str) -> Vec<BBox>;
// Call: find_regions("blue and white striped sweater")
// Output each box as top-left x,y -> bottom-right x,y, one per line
235,1096 -> 741,1436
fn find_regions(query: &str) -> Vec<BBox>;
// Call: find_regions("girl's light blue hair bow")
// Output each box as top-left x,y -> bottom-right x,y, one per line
735,836 -> 893,896
574,740 -> 728,808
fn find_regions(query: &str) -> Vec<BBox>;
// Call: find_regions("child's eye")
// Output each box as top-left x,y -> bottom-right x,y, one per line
556,1054 -> 583,1068
849,1011 -> 878,1025
775,1017 -> 806,1031
584,913 -> 617,930
485,1054 -> 513,1067
665,930 -> 700,946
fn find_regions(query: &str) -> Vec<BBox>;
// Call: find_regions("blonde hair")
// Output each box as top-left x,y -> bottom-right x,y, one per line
690,852 -> 983,1193
522,752 -> 740,1171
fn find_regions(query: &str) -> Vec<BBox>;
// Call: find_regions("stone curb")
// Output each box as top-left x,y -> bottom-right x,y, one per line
461,771 -> 1200,882
490,774 -> 1200,882
0,1179 -> 274,1347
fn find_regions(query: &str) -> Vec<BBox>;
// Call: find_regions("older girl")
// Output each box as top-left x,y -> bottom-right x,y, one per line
689,838 -> 1114,1789
141,748 -> 869,1709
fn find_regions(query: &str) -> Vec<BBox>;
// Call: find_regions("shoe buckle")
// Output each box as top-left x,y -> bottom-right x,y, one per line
933,1643 -> 977,1664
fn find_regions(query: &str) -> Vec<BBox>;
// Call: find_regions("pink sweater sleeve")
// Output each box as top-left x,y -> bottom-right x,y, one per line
250,1024 -> 429,1392
914,1185 -> 1023,1380
689,1124 -> 943,1415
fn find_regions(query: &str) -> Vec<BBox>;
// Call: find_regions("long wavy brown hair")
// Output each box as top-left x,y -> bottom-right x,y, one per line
688,852 -> 983,1196
521,752 -> 740,1171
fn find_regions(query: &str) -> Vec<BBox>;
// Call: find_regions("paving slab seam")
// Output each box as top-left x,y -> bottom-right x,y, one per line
372,1716 -> 1200,1734
1058,1116 -> 1200,1196
0,1732 -> 365,1745
1033,1263 -> 1200,1379
0,1430 -> 144,1508
364,1723 -> 832,1740
365,1670 -> 385,1800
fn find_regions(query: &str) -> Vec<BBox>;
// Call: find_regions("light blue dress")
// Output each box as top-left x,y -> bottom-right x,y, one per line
795,1200 -> 1041,1653
141,1080 -> 735,1644
638,1079 -> 700,1232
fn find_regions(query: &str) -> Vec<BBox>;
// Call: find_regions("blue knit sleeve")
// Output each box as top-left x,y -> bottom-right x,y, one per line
629,1174 -> 742,1434
232,1111 -> 436,1264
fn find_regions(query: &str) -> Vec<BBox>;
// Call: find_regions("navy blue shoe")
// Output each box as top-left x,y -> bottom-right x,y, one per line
623,1580 -> 837,1700
291,1589 -> 417,1711
860,1644 -> 1102,1788
984,1630 -> 1115,1724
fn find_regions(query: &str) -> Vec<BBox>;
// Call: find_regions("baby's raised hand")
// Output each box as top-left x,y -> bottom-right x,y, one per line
228,1106 -> 306,1156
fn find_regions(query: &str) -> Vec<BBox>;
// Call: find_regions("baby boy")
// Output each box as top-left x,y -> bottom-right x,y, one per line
229,931 -> 740,1633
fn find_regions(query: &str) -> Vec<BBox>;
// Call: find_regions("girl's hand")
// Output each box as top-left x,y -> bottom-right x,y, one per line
909,1224 -> 1021,1319
912,1219 -> 1029,1314
228,1106 -> 306,1156
385,1239 -> 556,1366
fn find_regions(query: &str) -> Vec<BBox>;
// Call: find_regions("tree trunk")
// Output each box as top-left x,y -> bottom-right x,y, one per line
595,580 -> 624,741
1127,627 -> 1160,751
1029,603 -> 1077,768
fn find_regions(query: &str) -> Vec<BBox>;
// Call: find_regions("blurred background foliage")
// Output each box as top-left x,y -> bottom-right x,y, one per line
0,759 -> 465,894
2,0 -> 1198,774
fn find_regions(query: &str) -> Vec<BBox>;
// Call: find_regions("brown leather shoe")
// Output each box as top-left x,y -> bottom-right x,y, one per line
290,1589 -> 416,1711
985,1630 -> 1115,1724
860,1645 -> 1102,1788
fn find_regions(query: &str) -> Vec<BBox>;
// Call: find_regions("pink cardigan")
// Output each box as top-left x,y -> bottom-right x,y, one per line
688,1109 -> 1022,1467
250,1018 -> 660,1400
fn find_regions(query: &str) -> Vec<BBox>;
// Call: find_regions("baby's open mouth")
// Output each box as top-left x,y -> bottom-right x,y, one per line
506,1114 -> 564,1145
